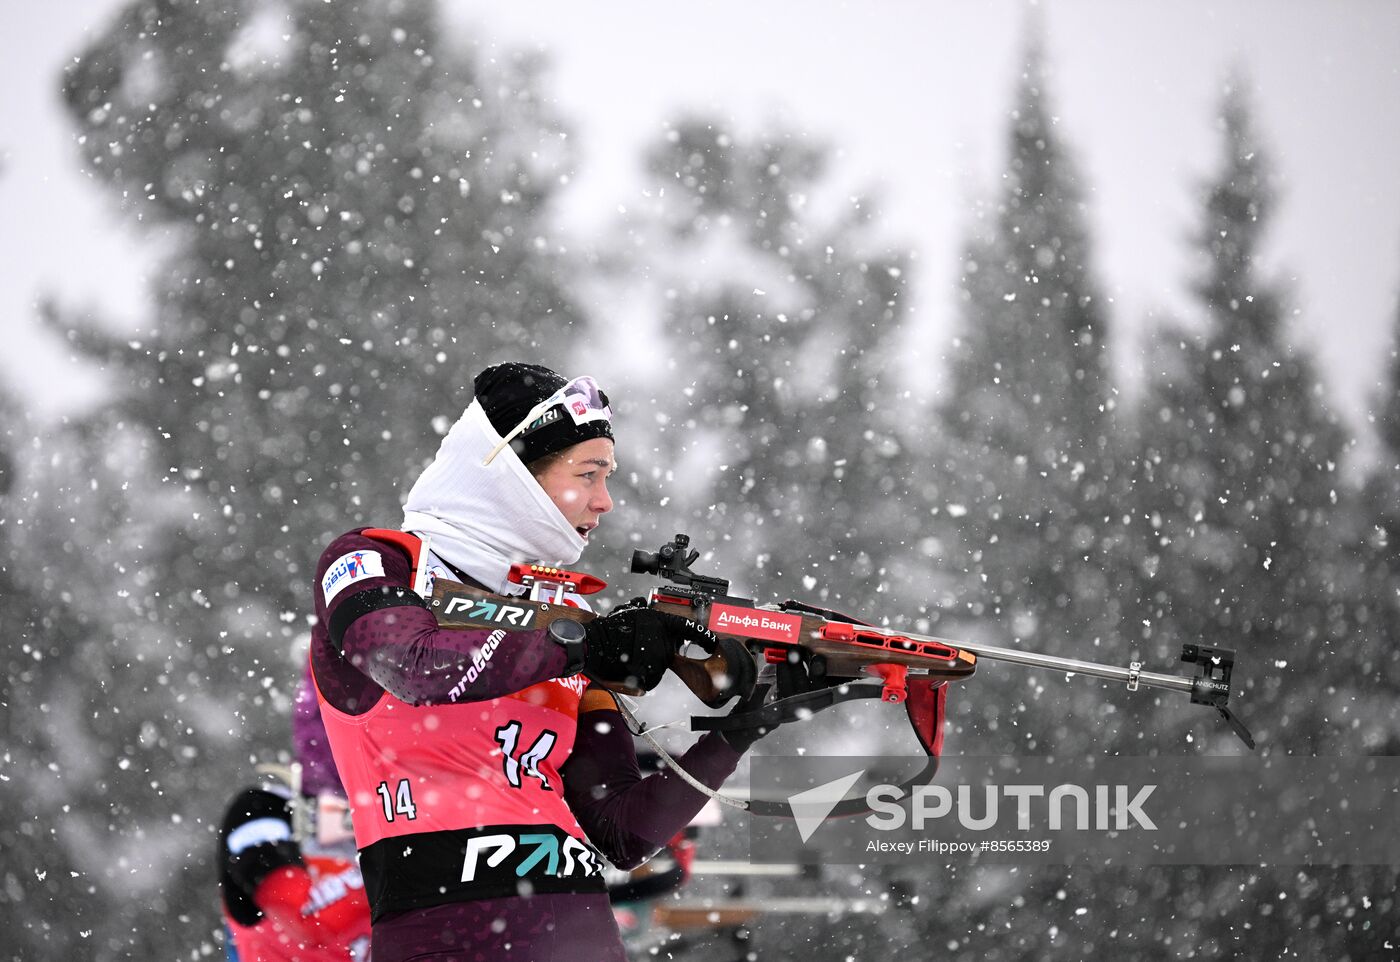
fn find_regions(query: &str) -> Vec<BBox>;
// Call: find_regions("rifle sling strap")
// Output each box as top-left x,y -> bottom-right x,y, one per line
328,586 -> 432,654
617,681 -> 941,820
690,682 -> 886,739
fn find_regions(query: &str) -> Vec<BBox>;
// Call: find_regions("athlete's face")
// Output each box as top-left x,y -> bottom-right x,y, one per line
534,438 -> 616,542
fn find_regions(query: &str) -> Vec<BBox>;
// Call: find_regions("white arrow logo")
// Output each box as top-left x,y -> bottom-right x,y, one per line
788,769 -> 867,844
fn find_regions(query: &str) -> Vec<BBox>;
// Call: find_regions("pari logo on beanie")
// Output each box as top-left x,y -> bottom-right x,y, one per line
473,363 -> 614,465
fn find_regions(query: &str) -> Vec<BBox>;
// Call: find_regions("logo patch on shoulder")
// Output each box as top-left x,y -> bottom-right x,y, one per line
322,549 -> 386,604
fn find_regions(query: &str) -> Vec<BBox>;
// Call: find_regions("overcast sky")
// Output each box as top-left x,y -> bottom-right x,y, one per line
5,1 -> 1400,444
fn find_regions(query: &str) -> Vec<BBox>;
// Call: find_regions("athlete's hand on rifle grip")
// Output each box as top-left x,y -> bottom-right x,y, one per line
717,685 -> 775,754
582,601 -> 691,692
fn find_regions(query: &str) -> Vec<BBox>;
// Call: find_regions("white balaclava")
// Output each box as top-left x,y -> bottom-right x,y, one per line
401,400 -> 586,593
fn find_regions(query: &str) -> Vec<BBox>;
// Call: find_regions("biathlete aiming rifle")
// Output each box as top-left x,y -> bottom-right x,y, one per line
427,533 -> 1256,757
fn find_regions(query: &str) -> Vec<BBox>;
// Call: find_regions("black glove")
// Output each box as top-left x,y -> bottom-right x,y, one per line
717,684 -> 776,753
716,678 -> 842,753
583,600 -> 690,691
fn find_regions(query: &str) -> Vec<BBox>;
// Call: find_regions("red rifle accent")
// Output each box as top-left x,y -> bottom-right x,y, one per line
507,563 -> 607,595
865,663 -> 909,703
653,590 -> 697,608
818,622 -> 960,662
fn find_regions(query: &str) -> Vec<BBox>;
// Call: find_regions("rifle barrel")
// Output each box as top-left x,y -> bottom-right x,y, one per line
883,628 -> 1196,696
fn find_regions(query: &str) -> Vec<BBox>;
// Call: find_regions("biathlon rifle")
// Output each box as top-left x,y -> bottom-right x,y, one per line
427,532 -> 1256,754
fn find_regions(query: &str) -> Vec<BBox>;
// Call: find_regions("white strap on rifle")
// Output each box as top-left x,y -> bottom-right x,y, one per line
412,534 -> 432,598
612,695 -> 751,812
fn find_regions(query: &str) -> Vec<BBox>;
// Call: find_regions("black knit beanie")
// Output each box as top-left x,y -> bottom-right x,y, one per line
473,362 -> 614,465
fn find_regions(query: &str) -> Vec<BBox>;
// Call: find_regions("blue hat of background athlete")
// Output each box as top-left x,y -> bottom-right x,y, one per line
473,362 -> 614,465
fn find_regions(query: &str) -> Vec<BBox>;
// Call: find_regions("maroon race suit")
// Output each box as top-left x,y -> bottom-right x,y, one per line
309,528 -> 743,962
